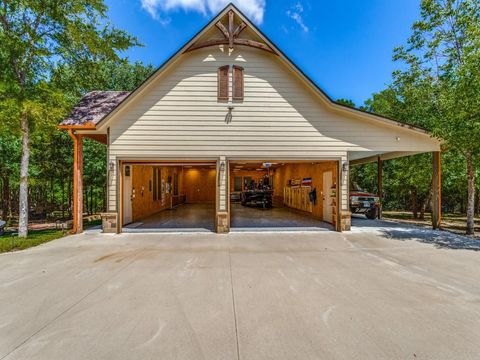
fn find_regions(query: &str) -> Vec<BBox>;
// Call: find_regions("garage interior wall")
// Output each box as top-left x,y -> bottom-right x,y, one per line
183,168 -> 216,203
130,165 -> 217,223
273,162 -> 337,223
131,165 -> 184,222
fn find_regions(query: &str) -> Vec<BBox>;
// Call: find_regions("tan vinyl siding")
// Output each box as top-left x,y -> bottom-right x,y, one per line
107,47 -> 439,211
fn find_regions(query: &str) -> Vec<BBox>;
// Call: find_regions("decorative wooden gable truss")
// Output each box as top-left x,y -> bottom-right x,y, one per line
186,10 -> 276,54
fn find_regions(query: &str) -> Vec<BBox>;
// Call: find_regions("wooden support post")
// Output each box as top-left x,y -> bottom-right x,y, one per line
68,130 -> 83,234
377,156 -> 383,219
432,151 -> 442,229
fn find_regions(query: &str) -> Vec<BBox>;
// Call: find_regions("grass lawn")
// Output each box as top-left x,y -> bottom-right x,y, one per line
0,218 -> 102,253
0,229 -> 67,253
382,211 -> 480,238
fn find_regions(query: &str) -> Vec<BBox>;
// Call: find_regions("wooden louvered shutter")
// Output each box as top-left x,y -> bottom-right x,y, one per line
218,65 -> 229,100
233,65 -> 244,100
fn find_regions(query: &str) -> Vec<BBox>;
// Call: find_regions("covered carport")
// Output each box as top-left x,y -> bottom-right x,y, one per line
348,150 -> 442,230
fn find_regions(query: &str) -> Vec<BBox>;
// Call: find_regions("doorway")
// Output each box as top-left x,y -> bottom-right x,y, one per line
123,165 -> 133,225
121,161 -> 216,232
229,161 -> 336,231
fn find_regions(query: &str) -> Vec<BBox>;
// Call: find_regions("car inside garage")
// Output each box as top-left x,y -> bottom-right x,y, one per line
229,161 -> 337,231
121,162 -> 217,232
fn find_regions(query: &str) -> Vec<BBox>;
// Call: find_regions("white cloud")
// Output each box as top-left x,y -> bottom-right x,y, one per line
286,2 -> 308,33
141,0 -> 266,24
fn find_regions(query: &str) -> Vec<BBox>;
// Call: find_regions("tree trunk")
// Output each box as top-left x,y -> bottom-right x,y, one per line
466,151 -> 475,235
90,185 -> 93,215
0,172 -> 9,221
61,178 -> 65,219
420,191 -> 431,221
67,177 -> 72,218
18,114 -> 30,238
411,187 -> 418,219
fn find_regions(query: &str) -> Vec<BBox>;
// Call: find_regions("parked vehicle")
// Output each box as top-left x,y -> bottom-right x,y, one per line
241,190 -> 273,208
0,220 -> 5,236
350,182 -> 380,219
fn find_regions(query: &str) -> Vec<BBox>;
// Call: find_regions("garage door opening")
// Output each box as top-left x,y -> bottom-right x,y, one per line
121,162 -> 216,232
229,161 -> 337,232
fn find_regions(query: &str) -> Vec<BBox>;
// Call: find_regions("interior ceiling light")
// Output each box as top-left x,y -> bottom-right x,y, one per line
262,162 -> 277,168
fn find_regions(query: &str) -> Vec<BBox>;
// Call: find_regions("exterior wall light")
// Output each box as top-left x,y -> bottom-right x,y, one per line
225,105 -> 234,124
109,161 -> 115,172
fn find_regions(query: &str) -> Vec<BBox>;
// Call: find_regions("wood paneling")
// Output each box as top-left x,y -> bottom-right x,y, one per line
184,168 -> 216,203
131,165 -> 184,221
273,162 -> 337,221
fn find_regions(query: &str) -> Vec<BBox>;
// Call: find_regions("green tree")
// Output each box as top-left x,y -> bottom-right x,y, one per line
0,1 -> 138,237
385,0 -> 480,234
336,98 -> 356,108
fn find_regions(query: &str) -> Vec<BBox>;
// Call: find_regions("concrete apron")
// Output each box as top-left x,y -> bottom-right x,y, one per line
0,230 -> 479,359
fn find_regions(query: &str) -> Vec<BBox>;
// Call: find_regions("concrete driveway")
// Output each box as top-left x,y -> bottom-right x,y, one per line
1,221 -> 479,360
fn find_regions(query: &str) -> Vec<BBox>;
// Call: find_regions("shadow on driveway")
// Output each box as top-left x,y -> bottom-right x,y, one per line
351,215 -> 480,251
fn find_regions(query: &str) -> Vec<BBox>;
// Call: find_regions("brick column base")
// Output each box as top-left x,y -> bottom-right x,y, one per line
101,212 -> 118,233
340,211 -> 351,231
216,212 -> 230,233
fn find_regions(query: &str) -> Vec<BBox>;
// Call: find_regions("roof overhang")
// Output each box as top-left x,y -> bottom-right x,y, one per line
58,122 -> 107,144
58,122 -> 97,131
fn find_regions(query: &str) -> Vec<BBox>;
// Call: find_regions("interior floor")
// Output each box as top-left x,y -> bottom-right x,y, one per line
230,203 -> 333,231
124,203 -> 215,232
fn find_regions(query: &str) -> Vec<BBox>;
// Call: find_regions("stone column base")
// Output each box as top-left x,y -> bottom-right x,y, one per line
215,212 -> 230,233
101,212 -> 118,233
339,211 -> 351,231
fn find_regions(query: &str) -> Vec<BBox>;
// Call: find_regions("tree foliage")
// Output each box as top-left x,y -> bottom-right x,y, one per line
351,0 -> 480,233
0,0 -> 139,236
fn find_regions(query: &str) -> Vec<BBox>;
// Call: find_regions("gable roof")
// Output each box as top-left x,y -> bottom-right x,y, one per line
61,3 -> 432,137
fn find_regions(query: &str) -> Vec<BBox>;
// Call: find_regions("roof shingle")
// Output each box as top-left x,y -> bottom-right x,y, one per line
60,91 -> 130,126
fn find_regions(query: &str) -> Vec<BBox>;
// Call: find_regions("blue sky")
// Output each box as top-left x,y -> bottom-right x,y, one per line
105,0 -> 419,106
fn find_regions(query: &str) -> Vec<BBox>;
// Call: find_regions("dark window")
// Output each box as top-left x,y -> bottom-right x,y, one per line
152,167 -> 162,201
234,176 -> 243,192
157,168 -> 162,200
218,65 -> 229,100
233,65 -> 244,100
153,168 -> 157,200
125,165 -> 131,177
173,173 -> 179,196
